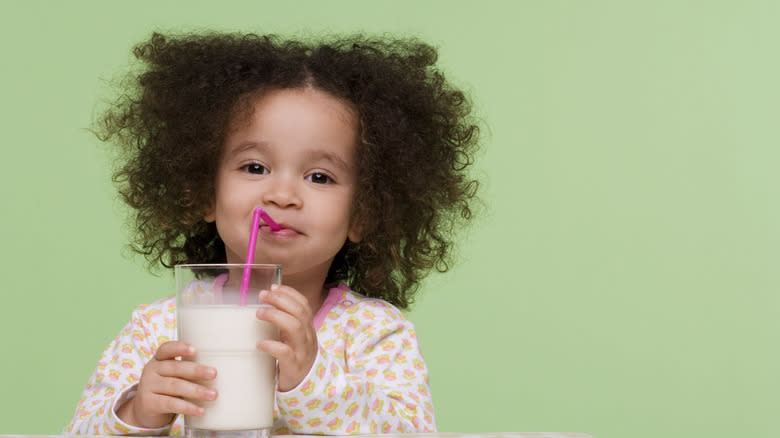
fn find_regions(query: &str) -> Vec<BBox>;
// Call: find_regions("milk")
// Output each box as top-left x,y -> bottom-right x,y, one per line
177,305 -> 278,430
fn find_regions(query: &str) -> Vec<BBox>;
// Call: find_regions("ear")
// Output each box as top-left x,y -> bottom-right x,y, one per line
203,203 -> 216,223
347,221 -> 362,243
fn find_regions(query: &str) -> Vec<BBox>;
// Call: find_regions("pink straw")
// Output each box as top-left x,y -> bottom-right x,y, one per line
240,207 -> 281,305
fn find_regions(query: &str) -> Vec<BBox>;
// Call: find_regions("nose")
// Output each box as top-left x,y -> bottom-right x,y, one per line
261,174 -> 302,209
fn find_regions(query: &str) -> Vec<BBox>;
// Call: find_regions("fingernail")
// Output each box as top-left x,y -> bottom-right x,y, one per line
205,367 -> 216,378
270,284 -> 280,291
258,290 -> 268,299
196,407 -> 205,416
187,345 -> 196,354
207,389 -> 217,400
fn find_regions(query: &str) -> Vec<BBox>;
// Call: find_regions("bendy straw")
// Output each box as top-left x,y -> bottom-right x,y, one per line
240,207 -> 281,305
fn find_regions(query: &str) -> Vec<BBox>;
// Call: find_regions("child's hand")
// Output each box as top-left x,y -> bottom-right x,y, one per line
256,284 -> 319,392
116,341 -> 217,429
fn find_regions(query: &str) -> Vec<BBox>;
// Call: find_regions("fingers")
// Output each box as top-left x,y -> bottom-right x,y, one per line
255,285 -> 318,392
137,388 -> 208,418
257,306 -> 305,337
154,340 -> 196,361
155,358 -> 217,382
259,285 -> 311,318
127,341 -> 219,428
256,339 -> 294,360
154,394 -> 205,418
151,375 -> 217,403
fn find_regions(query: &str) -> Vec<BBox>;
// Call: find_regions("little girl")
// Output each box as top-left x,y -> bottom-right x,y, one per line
66,31 -> 480,435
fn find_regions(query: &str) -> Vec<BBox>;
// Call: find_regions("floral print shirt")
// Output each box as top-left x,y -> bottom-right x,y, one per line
64,281 -> 436,435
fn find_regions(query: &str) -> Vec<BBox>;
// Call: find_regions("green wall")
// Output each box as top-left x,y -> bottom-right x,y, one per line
1,1 -> 778,437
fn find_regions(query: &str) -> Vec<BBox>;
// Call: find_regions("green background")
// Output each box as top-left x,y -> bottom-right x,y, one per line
1,1 -> 778,437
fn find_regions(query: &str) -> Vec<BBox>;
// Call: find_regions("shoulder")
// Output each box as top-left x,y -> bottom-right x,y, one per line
318,284 -> 417,350
122,295 -> 177,347
321,283 -> 409,325
131,295 -> 176,322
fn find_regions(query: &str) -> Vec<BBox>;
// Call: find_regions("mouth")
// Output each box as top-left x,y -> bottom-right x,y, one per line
260,222 -> 300,237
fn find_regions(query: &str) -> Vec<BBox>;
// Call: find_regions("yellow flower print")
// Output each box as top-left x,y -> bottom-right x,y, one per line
323,400 -> 338,414
139,345 -> 153,359
326,417 -> 343,431
326,384 -> 338,399
282,397 -> 299,407
301,380 -> 315,396
274,426 -> 291,435
381,340 -> 396,351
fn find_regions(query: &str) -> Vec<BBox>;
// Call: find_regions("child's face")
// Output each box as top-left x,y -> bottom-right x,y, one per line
206,87 -> 361,281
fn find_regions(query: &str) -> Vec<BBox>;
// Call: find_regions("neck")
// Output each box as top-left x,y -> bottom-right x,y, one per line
283,270 -> 329,313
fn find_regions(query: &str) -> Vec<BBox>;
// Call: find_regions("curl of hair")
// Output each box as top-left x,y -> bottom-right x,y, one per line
97,31 -> 480,309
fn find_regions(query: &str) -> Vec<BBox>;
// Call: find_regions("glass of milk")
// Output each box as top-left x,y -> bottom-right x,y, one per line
175,263 -> 282,438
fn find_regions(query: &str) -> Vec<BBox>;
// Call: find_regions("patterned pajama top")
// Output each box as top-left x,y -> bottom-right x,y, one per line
64,279 -> 436,435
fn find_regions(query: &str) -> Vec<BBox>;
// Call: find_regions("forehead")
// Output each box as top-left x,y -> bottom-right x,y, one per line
224,87 -> 359,160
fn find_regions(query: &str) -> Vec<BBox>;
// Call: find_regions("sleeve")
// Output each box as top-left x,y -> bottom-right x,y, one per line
63,302 -> 179,435
275,300 -> 436,434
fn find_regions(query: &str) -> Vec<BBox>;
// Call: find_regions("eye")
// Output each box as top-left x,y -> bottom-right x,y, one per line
306,172 -> 333,184
241,163 -> 269,175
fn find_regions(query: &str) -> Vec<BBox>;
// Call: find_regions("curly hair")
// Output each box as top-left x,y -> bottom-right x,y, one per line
97,31 -> 480,309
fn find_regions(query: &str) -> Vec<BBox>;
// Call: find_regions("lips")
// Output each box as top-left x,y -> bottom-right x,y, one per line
259,223 -> 301,237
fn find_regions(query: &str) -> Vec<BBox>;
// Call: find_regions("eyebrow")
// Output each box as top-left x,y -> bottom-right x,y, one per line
306,150 -> 353,172
228,141 -> 269,155
227,142 -> 352,172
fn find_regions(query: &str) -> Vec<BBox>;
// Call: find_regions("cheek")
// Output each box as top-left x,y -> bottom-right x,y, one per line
320,199 -> 354,234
